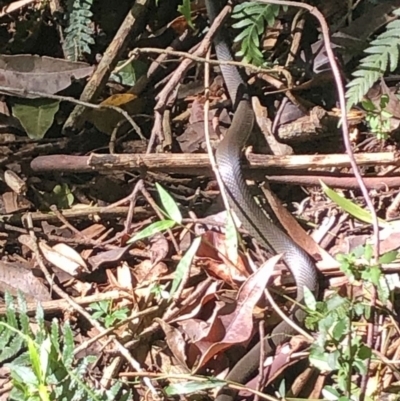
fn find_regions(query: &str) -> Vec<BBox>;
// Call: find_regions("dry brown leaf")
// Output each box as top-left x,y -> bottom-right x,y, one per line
155,317 -> 190,371
191,255 -> 279,370
170,281 -> 220,323
0,261 -> 51,301
0,55 -> 94,97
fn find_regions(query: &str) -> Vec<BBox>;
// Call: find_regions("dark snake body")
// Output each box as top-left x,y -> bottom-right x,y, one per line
205,2 -> 319,400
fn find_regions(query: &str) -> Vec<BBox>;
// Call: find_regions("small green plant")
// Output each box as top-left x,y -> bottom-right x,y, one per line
304,245 -> 396,401
128,183 -> 201,300
150,282 -> 169,298
362,95 -> 393,140
89,300 -> 129,328
232,2 -> 283,66
1,292 -> 131,401
127,183 -> 182,244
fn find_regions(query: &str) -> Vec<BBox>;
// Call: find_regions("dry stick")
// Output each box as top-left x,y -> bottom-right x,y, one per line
117,179 -> 145,236
23,214 -> 159,398
49,205 -> 90,240
122,29 -> 192,98
257,1 -> 378,398
0,290 -> 125,316
264,288 -> 313,342
103,179 -> 180,253
32,152 -> 399,174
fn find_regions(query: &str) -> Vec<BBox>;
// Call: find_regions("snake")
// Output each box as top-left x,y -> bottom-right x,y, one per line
204,1 -> 319,400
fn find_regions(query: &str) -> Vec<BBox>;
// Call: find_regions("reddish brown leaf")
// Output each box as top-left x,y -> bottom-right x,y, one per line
191,255 -> 280,370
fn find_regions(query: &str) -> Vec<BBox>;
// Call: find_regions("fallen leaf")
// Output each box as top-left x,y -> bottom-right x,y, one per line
12,98 -> 60,139
87,93 -> 144,135
190,255 -> 280,370
0,54 -> 94,96
39,241 -> 87,276
0,261 -> 51,301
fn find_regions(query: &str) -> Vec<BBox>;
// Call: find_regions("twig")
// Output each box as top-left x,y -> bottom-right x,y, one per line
130,47 -> 284,77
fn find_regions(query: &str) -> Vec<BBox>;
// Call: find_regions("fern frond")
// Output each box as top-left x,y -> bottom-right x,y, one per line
64,0 -> 95,61
346,9 -> 400,109
232,2 -> 284,66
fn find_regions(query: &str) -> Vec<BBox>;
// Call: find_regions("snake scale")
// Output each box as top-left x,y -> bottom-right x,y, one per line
204,1 -> 319,400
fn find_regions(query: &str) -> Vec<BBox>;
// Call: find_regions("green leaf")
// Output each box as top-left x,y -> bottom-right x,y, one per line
332,318 -> 347,342
52,183 -> 74,209
39,337 -> 51,381
303,286 -> 317,311
127,219 -> 176,244
320,180 -> 386,227
353,359 -> 368,375
378,275 -> 390,303
325,293 -> 348,312
232,19 -> 254,29
27,336 -> 41,382
278,379 -> 286,398
10,365 -> 38,385
379,250 -> 398,264
225,211 -> 238,262
12,98 -> 60,139
363,244 -> 373,262
64,0 -> 94,60
62,323 -> 74,369
357,344 -> 372,360
178,0 -> 194,30
361,265 -> 381,286
169,236 -> 201,298
309,348 -> 339,371
113,308 -> 129,318
156,183 -> 182,224
110,60 -> 147,86
346,14 -> 400,109
90,300 -> 109,313
322,386 -> 341,399
104,315 -> 115,328
166,379 -> 224,395
232,1 -> 280,66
